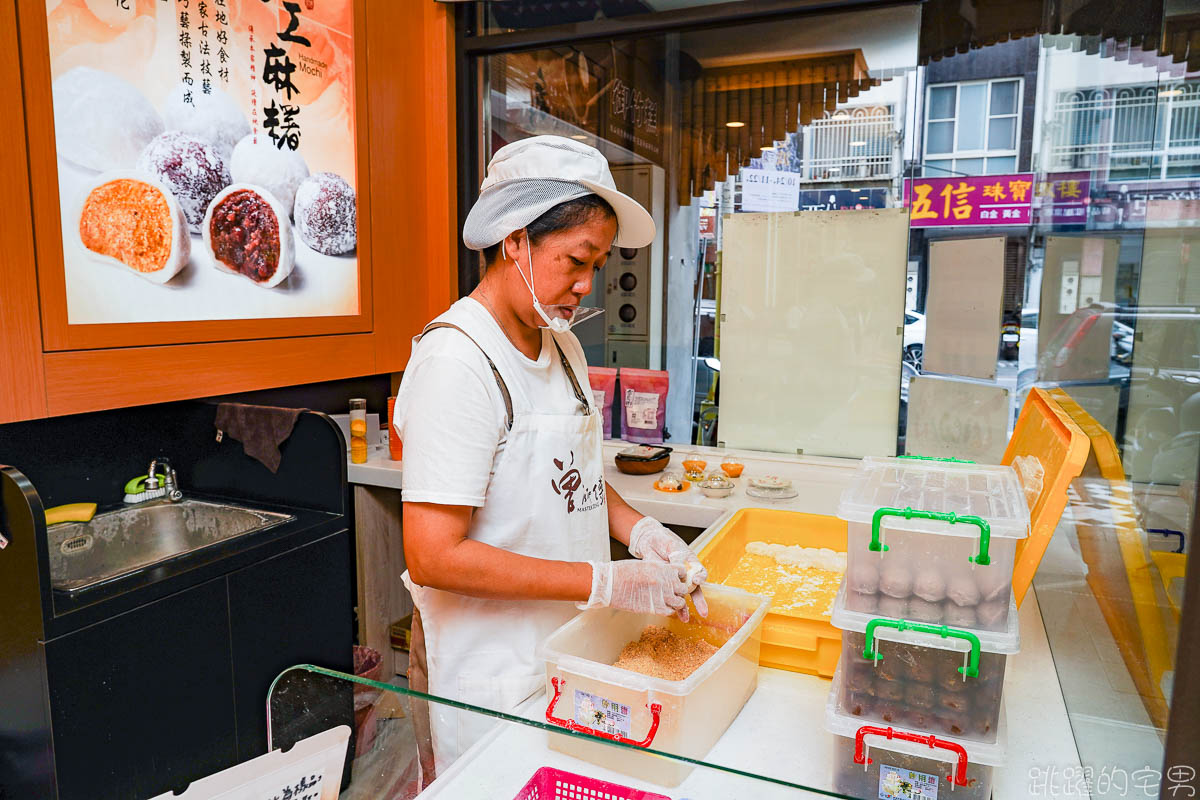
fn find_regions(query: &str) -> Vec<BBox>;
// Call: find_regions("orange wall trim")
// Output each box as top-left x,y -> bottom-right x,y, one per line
43,335 -> 379,417
0,0 -> 49,422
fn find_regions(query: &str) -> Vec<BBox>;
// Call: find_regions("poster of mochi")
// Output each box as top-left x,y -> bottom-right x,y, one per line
46,0 -> 359,324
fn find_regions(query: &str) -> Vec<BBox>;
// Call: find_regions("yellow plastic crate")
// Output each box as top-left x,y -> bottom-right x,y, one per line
696,508 -> 846,677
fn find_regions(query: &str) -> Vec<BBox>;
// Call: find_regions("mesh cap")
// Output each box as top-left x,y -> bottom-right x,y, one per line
462,135 -> 656,251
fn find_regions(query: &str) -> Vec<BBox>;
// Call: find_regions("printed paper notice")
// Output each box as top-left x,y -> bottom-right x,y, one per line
741,167 -> 801,213
879,763 -> 940,800
574,690 -> 631,739
624,390 -> 659,430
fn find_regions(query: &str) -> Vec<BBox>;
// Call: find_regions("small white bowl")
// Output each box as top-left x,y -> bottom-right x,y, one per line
700,483 -> 735,498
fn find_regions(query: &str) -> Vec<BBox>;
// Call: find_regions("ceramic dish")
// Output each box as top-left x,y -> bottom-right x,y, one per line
615,444 -> 672,475
749,475 -> 792,490
746,484 -> 799,500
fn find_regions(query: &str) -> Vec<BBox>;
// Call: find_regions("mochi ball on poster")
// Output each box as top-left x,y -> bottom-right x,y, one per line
294,172 -> 357,255
136,131 -> 232,234
230,135 -> 310,216
75,170 -> 190,284
162,83 -> 252,165
52,67 -> 165,172
203,183 -> 295,288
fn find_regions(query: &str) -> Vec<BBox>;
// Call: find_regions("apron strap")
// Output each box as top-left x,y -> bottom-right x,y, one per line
418,322 -> 514,430
551,337 -> 592,414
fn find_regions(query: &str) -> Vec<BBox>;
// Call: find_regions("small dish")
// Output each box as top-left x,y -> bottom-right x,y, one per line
749,475 -> 792,490
699,472 -> 735,498
653,471 -> 690,493
681,453 -> 708,482
720,459 -> 745,478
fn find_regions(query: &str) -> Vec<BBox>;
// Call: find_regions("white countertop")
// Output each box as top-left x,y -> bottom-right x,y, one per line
348,440 -> 1085,798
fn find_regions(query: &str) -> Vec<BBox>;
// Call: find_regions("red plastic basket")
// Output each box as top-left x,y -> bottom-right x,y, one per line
512,767 -> 671,800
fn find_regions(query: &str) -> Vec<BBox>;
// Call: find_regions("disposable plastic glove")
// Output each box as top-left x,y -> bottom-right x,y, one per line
628,516 -> 709,618
580,560 -> 692,620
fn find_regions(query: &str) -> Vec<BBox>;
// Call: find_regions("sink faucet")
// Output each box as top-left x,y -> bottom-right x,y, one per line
146,458 -> 183,502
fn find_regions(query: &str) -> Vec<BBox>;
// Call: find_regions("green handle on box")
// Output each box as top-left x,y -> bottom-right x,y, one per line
862,617 -> 982,678
869,506 -> 992,565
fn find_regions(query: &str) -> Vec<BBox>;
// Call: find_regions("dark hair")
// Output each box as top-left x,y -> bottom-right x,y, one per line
482,193 -> 617,266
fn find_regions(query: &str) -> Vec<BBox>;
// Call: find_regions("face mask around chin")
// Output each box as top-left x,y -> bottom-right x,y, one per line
516,230 -> 604,332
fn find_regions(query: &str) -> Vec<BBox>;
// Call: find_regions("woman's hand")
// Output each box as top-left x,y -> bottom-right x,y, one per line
628,517 -> 709,617
582,560 -> 694,620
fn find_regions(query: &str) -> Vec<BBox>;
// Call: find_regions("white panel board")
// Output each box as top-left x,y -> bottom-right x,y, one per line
924,237 -> 1006,380
906,375 -> 1011,464
719,209 -> 909,457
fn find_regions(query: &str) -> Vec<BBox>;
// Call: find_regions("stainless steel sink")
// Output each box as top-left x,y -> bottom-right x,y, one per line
47,499 -> 295,594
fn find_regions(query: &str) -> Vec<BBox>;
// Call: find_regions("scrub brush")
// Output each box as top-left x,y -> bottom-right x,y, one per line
123,473 -> 168,504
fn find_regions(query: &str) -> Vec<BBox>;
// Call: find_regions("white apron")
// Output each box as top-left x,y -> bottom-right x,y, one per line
402,321 -> 610,773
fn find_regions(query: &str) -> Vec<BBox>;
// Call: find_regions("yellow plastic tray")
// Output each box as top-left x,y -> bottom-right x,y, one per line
696,508 -> 847,677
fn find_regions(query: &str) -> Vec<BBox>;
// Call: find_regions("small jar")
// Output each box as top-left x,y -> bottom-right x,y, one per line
681,453 -> 708,482
349,398 -> 368,464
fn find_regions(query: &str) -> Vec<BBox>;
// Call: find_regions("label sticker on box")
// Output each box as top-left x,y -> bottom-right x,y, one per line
879,763 -> 939,800
592,390 -> 606,411
574,690 -> 631,738
625,390 -> 660,430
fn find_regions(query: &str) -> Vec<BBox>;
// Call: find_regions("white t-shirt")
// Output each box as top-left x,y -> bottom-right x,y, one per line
394,297 -> 593,507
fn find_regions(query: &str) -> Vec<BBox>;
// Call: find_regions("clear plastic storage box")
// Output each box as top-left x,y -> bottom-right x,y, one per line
830,585 -> 1019,744
535,584 -> 769,787
836,456 -> 1030,632
826,668 -> 1007,800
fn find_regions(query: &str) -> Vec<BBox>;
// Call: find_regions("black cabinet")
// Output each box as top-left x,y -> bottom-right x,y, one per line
228,531 -> 354,762
39,531 -> 352,800
1,404 -> 352,800
44,579 -> 237,800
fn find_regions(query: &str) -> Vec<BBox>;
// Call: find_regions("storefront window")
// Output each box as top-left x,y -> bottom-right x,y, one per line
458,3 -> 1197,793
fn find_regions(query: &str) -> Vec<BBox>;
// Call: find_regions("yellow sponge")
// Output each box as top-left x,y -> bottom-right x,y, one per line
45,502 -> 98,525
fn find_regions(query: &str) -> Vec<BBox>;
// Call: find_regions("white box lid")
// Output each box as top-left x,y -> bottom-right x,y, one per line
831,585 -> 1021,654
836,456 -> 1030,540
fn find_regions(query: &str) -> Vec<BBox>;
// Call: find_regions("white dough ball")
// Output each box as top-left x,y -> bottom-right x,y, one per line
229,135 -> 310,216
53,67 -> 164,171
162,83 -> 251,165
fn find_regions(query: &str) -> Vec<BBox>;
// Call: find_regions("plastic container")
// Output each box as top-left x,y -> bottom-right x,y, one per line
826,670 -> 1007,800
1006,387 -> 1089,606
536,584 -> 769,787
694,509 -> 846,677
349,398 -> 368,464
512,767 -> 670,800
698,472 -> 735,498
830,585 -> 1018,744
837,456 -> 1030,632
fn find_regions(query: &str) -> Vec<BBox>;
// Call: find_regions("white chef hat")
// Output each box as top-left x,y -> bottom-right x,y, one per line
462,135 -> 656,251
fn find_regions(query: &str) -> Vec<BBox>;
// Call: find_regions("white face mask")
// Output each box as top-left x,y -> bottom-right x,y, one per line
513,229 -> 605,333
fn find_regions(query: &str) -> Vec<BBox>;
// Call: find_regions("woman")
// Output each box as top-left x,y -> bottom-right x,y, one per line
394,135 -> 708,774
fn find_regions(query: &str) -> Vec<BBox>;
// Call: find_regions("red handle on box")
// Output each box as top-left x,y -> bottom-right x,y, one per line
853,725 -> 972,787
545,677 -> 662,749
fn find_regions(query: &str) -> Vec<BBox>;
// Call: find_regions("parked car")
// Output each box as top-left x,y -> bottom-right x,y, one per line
903,311 -> 925,371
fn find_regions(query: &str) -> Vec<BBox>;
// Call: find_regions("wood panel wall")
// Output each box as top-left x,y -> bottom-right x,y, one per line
0,0 -> 456,423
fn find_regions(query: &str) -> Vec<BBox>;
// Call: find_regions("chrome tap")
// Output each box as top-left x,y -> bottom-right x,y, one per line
146,458 -> 183,502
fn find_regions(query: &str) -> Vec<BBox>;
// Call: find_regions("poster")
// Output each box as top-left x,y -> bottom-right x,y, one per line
903,174 -> 1035,227
46,0 -> 359,324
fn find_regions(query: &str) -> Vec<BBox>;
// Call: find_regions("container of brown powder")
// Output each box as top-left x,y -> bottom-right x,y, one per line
535,583 -> 770,787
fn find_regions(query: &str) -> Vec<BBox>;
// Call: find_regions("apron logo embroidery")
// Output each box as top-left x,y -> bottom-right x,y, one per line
551,451 -> 606,514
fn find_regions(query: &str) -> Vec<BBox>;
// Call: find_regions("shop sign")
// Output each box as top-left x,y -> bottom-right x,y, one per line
46,0 -> 359,325
1033,171 -> 1090,225
741,168 -> 801,212
903,173 -> 1035,227
699,210 -> 716,239
799,188 -> 888,211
